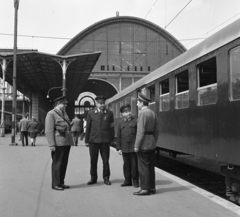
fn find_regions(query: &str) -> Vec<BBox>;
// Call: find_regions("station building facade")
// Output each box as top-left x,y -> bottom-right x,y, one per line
57,16 -> 186,115
1,16 -> 186,123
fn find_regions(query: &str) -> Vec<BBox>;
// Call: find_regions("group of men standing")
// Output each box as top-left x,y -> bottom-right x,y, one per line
45,93 -> 159,196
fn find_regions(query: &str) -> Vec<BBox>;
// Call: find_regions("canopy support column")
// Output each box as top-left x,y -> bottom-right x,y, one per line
0,58 -> 12,137
52,58 -> 76,97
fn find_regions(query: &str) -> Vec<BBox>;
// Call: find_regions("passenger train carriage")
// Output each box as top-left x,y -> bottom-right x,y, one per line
106,18 -> 240,184
0,110 -> 22,133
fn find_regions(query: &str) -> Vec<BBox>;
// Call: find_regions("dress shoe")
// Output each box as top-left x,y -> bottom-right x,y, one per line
133,183 -> 139,188
150,189 -> 156,194
61,184 -> 70,189
121,182 -> 132,187
133,190 -> 150,196
104,180 -> 111,185
87,180 -> 97,185
52,186 -> 64,191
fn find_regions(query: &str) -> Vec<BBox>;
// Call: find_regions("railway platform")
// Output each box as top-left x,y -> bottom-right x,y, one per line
0,134 -> 240,217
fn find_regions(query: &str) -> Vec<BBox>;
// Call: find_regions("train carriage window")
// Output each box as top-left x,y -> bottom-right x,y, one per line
159,79 -> 170,111
141,88 -> 146,95
230,46 -> 240,101
131,95 -> 136,115
125,97 -> 130,104
175,70 -> 189,109
116,102 -> 119,118
148,85 -> 155,102
108,103 -> 112,111
120,100 -> 124,117
197,57 -> 217,106
112,102 -> 116,118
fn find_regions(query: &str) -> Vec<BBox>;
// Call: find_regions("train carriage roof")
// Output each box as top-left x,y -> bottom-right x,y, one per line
106,18 -> 240,104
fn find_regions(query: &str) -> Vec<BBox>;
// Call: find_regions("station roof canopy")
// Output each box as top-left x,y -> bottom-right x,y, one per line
0,50 -> 101,102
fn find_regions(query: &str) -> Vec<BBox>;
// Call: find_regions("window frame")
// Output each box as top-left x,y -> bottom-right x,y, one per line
159,78 -> 170,112
196,57 -> 218,106
175,70 -> 189,109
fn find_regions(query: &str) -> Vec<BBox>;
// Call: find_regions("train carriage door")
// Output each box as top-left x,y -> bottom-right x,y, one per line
229,46 -> 240,100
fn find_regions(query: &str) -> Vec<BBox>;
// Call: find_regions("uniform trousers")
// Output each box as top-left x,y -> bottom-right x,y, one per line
51,146 -> 71,186
122,152 -> 139,184
89,142 -> 110,181
71,131 -> 80,145
137,150 -> 155,190
21,131 -> 28,146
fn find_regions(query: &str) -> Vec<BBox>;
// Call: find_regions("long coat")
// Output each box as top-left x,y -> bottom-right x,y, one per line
134,107 -> 159,150
70,117 -> 83,132
116,116 -> 137,153
45,108 -> 74,148
85,108 -> 114,144
27,120 -> 38,133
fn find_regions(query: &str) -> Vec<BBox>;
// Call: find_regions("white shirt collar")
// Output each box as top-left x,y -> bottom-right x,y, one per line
95,108 -> 107,114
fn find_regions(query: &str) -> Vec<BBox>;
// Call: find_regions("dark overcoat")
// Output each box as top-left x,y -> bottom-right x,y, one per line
85,108 -> 114,144
134,107 -> 159,150
116,116 -> 137,153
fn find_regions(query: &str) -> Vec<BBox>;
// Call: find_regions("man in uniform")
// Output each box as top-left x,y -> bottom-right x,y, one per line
45,96 -> 74,191
134,93 -> 159,196
116,104 -> 139,188
85,95 -> 115,185
71,115 -> 83,146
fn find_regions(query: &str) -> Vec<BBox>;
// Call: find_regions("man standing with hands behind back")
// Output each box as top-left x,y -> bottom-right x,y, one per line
85,95 -> 115,186
134,93 -> 159,196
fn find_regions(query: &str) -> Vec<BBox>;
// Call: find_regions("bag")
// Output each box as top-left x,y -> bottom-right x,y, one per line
55,125 -> 67,137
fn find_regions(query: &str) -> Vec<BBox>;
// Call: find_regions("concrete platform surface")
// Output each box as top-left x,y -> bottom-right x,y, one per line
0,134 -> 240,217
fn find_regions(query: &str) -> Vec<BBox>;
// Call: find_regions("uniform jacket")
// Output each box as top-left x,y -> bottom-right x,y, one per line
45,108 -> 74,148
134,107 -> 159,151
85,108 -> 114,144
27,120 -> 38,133
116,116 -> 137,153
70,117 -> 83,133
19,118 -> 29,132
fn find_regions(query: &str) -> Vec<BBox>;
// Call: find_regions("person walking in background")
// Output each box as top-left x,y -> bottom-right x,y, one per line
116,104 -> 139,188
19,115 -> 29,146
80,117 -> 87,141
133,93 -> 159,196
85,95 -> 115,186
27,117 -> 39,146
71,115 -> 83,146
45,96 -> 74,191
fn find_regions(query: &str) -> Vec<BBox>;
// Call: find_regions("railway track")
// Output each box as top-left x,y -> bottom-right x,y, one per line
154,153 -> 227,201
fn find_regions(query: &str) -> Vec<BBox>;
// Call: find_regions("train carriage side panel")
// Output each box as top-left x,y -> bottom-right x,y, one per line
156,38 -> 240,166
